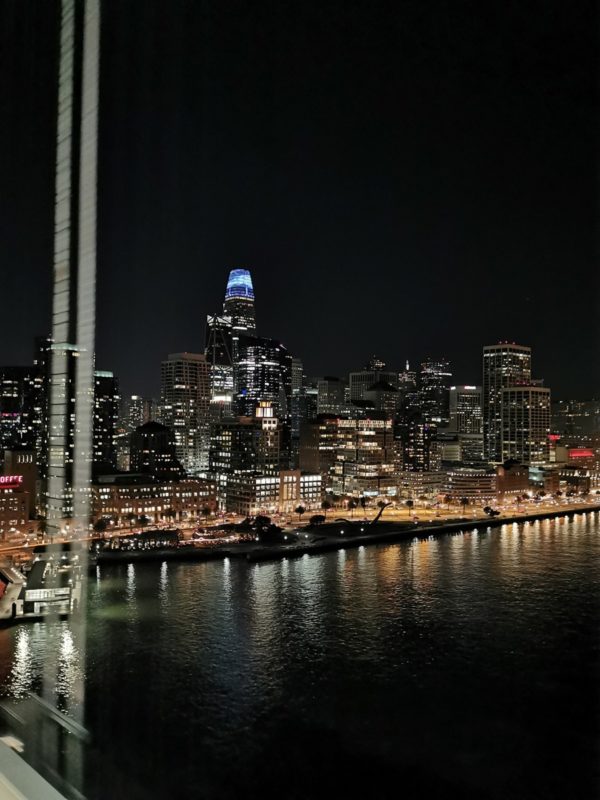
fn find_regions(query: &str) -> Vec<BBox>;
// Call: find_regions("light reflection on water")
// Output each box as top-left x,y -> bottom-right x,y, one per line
0,515 -> 597,800
9,627 -> 32,698
55,628 -> 82,711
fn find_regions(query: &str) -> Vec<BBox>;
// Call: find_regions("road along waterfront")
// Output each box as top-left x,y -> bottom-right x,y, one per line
88,503 -> 600,565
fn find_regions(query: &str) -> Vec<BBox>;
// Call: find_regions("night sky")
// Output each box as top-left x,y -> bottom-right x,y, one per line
1,0 -> 597,398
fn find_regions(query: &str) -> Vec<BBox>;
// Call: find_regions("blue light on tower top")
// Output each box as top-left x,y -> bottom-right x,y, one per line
225,269 -> 254,300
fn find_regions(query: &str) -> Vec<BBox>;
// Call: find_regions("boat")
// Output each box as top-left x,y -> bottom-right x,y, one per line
0,548 -> 83,623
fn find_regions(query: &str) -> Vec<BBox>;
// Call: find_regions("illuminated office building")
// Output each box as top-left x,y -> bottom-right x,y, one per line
482,343 -> 532,462
160,353 -> 211,473
303,379 -> 319,421
501,385 -> 551,465
93,370 -> 120,469
205,314 -> 234,402
234,335 -> 292,420
0,366 -> 44,455
223,268 -> 257,356
437,431 -> 484,464
331,416 -> 396,496
225,470 -> 322,517
419,358 -> 452,425
397,360 -> 419,414
290,358 -> 305,436
122,394 -> 157,431
399,410 -> 440,472
129,421 -> 184,480
449,385 -> 482,434
209,404 -> 282,509
91,475 -> 216,525
317,376 -> 347,415
298,415 -> 340,488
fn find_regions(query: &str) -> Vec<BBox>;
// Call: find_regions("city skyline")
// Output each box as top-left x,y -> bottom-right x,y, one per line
0,1 -> 597,399
2,264 -> 596,403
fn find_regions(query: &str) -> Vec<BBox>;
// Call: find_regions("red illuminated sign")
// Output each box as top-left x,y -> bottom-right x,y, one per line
0,475 -> 23,489
548,434 -> 561,442
569,449 -> 594,459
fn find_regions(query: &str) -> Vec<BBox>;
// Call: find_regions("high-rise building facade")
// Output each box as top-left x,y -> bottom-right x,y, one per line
363,380 -> 400,420
482,343 -> 532,462
290,357 -> 305,439
552,399 -> 600,445
205,314 -> 234,402
397,360 -> 419,416
298,415 -> 341,489
317,376 -> 347,415
449,385 -> 482,434
234,335 -> 292,419
331,416 -> 396,496
129,421 -> 184,480
0,367 -> 44,455
419,358 -> 452,425
399,410 -> 440,472
160,353 -> 211,474
209,405 -> 282,510
93,371 -> 120,469
122,394 -> 157,432
501,386 -> 551,465
349,358 -> 398,403
303,379 -> 319,422
223,268 -> 257,347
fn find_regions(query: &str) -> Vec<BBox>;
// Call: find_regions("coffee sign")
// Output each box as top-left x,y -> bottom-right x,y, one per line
0,475 -> 24,489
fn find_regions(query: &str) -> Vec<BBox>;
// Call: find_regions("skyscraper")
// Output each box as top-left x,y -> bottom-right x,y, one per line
449,385 -> 482,434
234,336 -> 292,419
482,343 -> 532,462
0,366 -> 44,455
419,358 -> 452,425
223,268 -> 257,340
349,358 -> 397,402
93,371 -> 120,469
122,394 -> 157,432
397,360 -> 419,415
209,405 -> 282,509
363,380 -> 400,420
399,410 -> 440,472
130,421 -> 183,480
317,376 -> 348,415
331,416 -> 396,495
501,385 -> 551,465
205,314 -> 234,402
290,358 -> 305,431
160,353 -> 211,473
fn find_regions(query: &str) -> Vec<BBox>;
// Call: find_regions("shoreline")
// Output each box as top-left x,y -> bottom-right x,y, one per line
93,503 -> 600,567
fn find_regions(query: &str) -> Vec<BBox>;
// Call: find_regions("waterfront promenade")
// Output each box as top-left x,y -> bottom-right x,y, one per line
92,501 -> 600,565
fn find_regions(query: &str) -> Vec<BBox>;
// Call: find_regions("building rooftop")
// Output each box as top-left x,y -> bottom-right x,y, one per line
135,421 -> 169,433
225,268 -> 254,300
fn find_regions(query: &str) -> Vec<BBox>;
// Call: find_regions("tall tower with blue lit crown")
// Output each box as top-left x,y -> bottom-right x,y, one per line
223,268 -> 257,338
